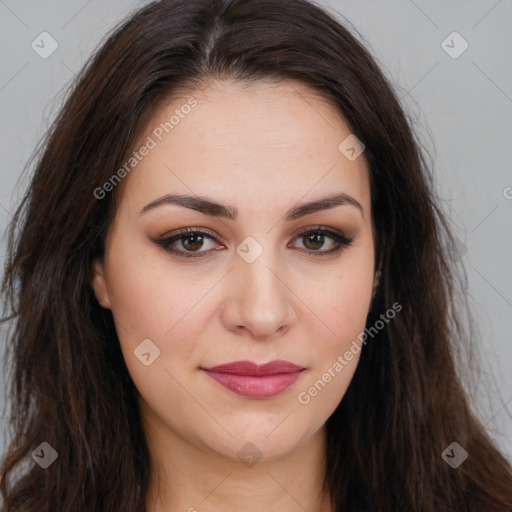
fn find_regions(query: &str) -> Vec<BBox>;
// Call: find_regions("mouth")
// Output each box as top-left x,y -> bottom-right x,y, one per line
200,360 -> 306,399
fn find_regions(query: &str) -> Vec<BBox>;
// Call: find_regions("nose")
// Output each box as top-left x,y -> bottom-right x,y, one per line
220,249 -> 297,341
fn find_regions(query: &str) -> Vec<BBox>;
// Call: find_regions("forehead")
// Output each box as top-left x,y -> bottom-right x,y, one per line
117,79 -> 370,216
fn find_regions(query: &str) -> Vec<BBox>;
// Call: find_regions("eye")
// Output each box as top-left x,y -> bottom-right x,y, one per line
153,226 -> 354,259
154,227 -> 221,258
291,227 -> 354,257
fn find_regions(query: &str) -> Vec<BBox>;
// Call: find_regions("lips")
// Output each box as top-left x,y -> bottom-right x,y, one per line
202,360 -> 304,375
200,360 -> 306,399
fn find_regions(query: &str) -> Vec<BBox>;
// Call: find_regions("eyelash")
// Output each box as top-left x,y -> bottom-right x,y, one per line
154,226 -> 354,259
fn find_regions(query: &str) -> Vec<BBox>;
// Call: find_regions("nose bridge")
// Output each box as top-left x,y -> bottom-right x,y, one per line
237,236 -> 286,308
224,234 -> 294,338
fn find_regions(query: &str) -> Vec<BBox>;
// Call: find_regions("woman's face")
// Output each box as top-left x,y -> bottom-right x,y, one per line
92,79 -> 375,462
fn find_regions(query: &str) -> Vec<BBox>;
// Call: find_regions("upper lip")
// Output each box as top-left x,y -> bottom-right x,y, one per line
201,360 -> 305,376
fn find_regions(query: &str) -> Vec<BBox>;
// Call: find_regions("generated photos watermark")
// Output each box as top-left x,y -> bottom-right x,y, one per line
93,97 -> 198,200
297,301 -> 402,405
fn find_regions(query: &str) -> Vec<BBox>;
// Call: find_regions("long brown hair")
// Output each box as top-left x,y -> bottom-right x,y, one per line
1,1 -> 511,510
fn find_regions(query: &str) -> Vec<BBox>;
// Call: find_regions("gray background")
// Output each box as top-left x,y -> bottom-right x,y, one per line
0,0 -> 511,463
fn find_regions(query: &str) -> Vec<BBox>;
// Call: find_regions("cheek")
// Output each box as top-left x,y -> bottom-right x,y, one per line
293,262 -> 373,346
291,230 -> 375,343
294,277 -> 368,418
105,230 -> 198,336
104,239 -> 217,378
105,260 -> 208,424
291,261 -> 372,408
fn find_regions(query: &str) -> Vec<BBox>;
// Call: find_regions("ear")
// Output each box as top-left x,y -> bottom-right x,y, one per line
91,258 -> 112,309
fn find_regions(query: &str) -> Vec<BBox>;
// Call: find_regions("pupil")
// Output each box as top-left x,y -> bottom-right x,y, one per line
184,234 -> 203,250
306,232 -> 323,250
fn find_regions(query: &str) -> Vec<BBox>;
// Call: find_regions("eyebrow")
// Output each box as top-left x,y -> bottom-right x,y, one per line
139,192 -> 363,220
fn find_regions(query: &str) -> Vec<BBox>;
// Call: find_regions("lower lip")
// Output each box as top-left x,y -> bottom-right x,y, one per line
201,369 -> 304,399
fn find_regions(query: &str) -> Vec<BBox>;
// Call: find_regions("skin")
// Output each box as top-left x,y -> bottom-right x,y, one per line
91,79 -> 376,512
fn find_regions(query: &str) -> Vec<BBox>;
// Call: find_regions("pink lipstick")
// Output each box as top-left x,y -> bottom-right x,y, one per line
200,360 -> 305,399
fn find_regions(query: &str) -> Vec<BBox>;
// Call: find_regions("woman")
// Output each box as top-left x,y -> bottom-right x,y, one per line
1,0 -> 511,510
